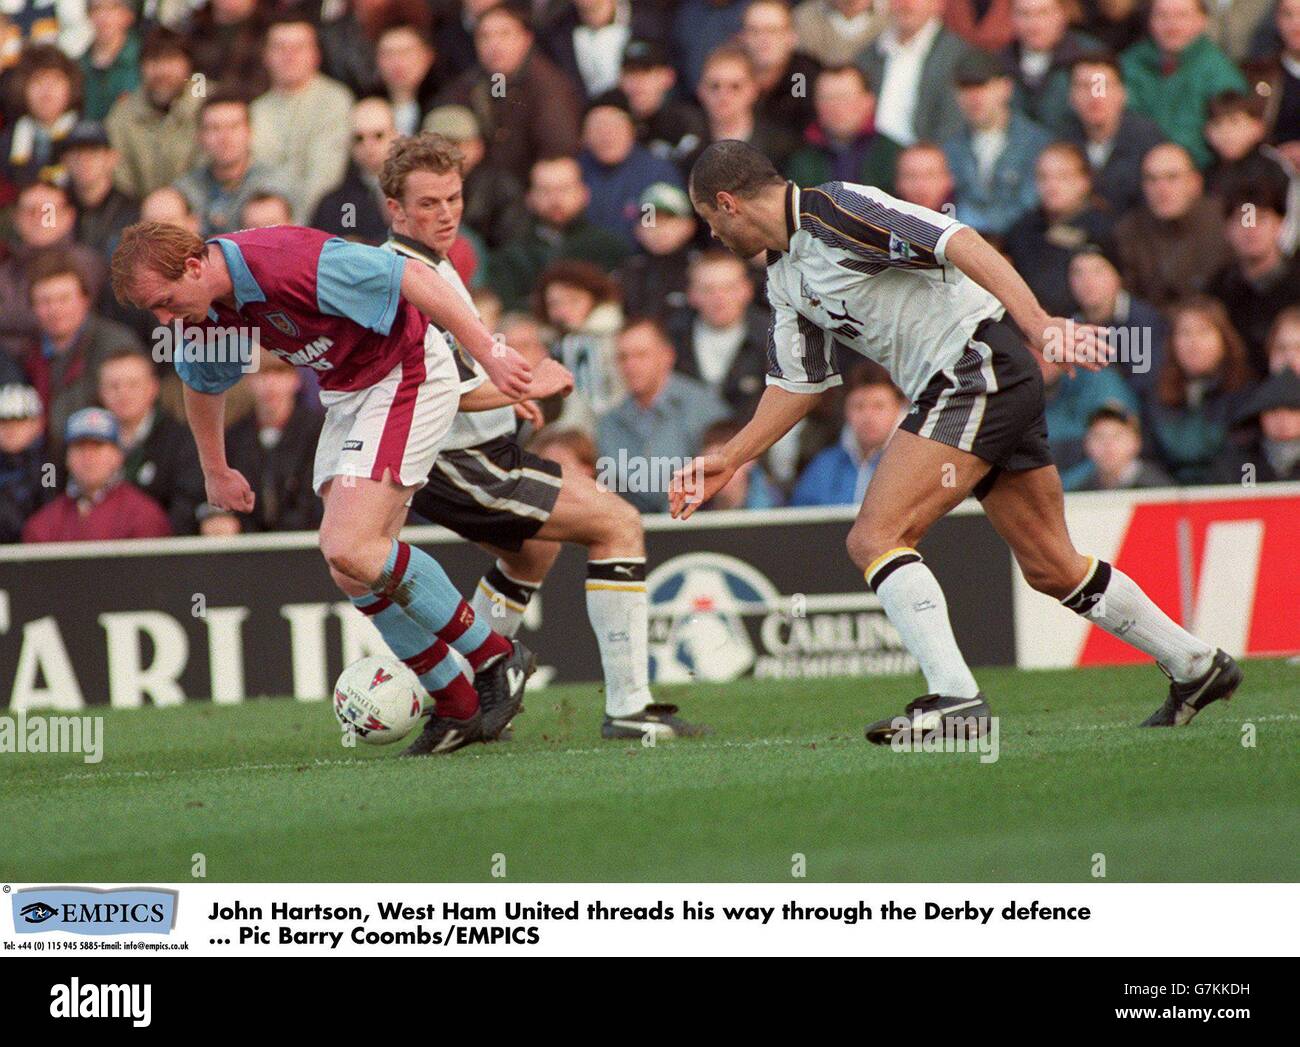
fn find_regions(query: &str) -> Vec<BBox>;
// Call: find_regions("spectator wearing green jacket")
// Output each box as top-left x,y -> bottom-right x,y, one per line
487,156 -> 628,311
80,1 -> 140,122
1120,0 -> 1247,169
785,66 -> 901,191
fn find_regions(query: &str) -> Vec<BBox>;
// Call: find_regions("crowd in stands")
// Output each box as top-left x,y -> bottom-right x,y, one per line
3,0 -> 1300,544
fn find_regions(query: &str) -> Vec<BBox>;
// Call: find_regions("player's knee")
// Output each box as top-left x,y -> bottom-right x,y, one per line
320,532 -> 366,584
602,492 -> 643,547
845,521 -> 899,571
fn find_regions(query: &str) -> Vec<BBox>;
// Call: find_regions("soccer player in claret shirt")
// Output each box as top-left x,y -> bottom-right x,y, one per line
110,221 -> 546,755
672,141 -> 1242,741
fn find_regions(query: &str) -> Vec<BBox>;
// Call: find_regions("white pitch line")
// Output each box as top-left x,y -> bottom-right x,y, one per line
38,711 -> 1300,784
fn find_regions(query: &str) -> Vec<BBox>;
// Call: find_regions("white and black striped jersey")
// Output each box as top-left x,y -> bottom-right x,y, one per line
383,233 -> 516,451
764,181 -> 1005,402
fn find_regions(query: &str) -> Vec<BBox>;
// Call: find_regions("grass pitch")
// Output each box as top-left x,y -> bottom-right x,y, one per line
3,659 -> 1297,883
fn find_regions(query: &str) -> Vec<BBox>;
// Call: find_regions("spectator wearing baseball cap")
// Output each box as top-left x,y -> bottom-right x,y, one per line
423,104 -> 528,250
618,38 -> 708,172
1211,368 -> 1300,484
944,47 -> 1053,235
96,347 -> 206,536
619,182 -> 698,319
59,120 -> 140,259
22,405 -> 171,543
579,89 -> 685,250
0,383 -> 53,543
1063,402 -> 1172,492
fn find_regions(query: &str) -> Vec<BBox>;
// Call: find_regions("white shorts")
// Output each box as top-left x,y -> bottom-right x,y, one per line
312,326 -> 461,495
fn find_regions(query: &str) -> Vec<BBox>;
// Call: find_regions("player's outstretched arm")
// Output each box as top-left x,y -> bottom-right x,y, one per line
182,384 -> 254,513
399,260 -> 532,398
669,386 -> 817,520
458,358 -> 574,412
943,226 -> 1104,375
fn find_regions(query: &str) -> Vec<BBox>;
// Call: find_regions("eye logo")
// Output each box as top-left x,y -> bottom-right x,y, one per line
20,902 -> 57,924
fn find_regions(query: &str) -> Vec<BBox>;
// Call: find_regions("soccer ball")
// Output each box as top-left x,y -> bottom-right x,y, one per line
332,655 -> 426,745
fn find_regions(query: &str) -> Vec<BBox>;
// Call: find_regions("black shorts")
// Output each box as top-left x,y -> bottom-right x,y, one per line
898,316 -> 1053,499
409,435 -> 563,551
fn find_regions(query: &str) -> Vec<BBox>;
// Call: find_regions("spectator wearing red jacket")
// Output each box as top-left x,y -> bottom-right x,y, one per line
22,405 -> 171,543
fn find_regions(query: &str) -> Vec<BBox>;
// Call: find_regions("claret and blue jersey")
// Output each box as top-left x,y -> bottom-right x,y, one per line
173,226 -> 434,396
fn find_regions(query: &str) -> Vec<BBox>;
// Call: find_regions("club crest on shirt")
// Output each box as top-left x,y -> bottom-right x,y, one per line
264,310 -> 299,338
888,232 -> 914,262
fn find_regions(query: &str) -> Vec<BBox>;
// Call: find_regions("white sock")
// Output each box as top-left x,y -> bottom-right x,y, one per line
868,550 -> 980,699
586,558 -> 651,717
1063,560 -> 1214,682
470,561 -> 539,639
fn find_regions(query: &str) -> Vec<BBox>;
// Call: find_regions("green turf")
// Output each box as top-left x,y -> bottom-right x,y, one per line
2,659 -> 1297,882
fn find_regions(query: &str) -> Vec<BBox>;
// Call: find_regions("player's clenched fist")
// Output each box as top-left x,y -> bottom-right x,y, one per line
483,343 -> 533,400
669,454 -> 735,520
205,466 -> 255,513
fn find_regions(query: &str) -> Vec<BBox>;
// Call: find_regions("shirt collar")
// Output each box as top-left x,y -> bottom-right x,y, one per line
385,232 -> 445,267
207,236 -> 266,312
786,181 -> 801,238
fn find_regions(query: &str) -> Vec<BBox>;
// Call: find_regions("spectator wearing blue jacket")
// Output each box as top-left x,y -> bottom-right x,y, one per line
1040,352 -> 1141,472
579,91 -> 685,250
792,364 -> 906,507
944,48 -> 1052,235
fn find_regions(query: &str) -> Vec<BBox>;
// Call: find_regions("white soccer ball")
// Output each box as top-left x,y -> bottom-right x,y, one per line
332,655 -> 426,745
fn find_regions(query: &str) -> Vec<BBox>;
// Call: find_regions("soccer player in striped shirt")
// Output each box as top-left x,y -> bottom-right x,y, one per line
671,141 -> 1241,741
380,132 -> 706,740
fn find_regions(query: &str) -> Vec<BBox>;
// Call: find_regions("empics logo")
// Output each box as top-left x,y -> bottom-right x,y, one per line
18,901 -> 57,924
13,887 -> 177,936
50,978 -> 151,1027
